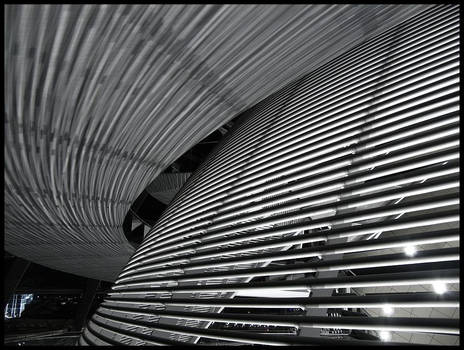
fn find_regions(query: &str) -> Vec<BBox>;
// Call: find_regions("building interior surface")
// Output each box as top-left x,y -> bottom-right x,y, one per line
3,4 -> 460,346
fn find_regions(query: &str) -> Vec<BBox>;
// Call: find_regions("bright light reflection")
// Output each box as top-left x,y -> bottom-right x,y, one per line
235,289 -> 310,298
382,305 -> 394,316
433,281 -> 447,295
379,330 -> 392,342
404,245 -> 417,257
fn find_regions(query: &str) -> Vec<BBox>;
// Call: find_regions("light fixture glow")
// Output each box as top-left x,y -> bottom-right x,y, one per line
404,245 -> 417,257
382,305 -> 394,316
432,281 -> 447,295
379,330 -> 392,342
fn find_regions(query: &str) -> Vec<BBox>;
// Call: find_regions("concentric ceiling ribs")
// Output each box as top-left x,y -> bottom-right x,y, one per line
4,4 -> 429,281
82,5 -> 460,346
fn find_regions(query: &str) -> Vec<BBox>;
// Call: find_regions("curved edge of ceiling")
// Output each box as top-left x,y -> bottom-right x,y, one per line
4,4 -> 433,281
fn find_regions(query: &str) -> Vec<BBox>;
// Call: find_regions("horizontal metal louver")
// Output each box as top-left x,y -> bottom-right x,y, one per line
83,5 -> 459,346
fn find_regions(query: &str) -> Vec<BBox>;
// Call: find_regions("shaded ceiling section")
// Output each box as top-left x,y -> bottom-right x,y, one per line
4,4 -> 432,281
145,173 -> 192,205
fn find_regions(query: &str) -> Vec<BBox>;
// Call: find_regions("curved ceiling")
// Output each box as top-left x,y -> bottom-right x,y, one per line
4,4 -> 431,281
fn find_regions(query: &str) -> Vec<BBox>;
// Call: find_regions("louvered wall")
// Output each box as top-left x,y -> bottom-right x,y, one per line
82,5 -> 460,345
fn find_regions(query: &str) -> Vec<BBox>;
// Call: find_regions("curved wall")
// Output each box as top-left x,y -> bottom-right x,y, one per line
82,5 -> 459,345
4,4 -> 429,281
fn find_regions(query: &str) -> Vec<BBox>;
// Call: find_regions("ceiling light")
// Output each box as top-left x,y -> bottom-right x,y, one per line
382,305 -> 394,316
432,281 -> 447,295
379,330 -> 391,342
404,245 -> 417,257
